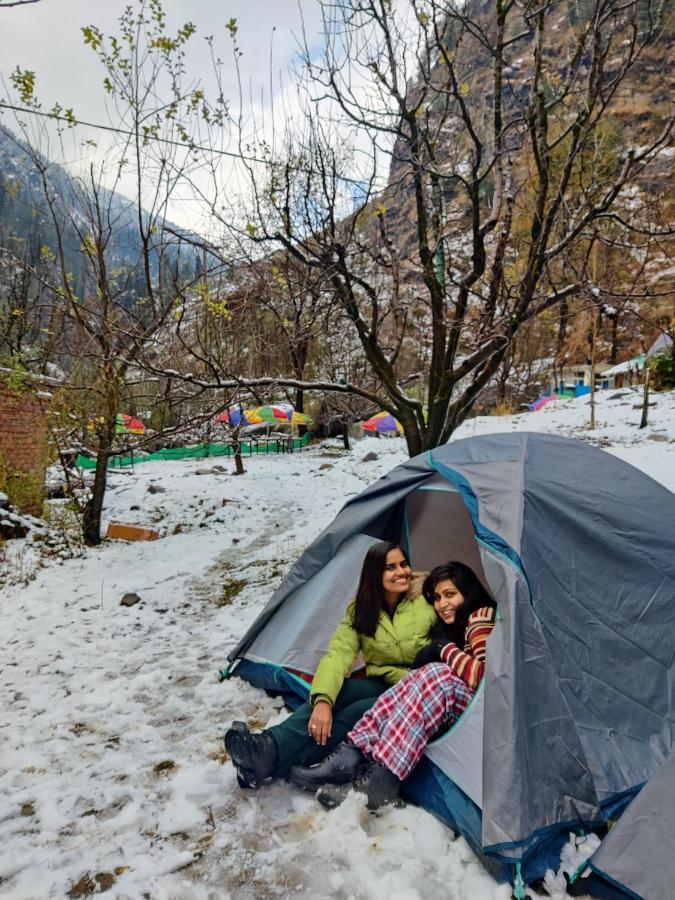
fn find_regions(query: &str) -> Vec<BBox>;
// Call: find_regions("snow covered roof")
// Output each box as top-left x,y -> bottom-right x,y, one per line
647,333 -> 673,358
600,355 -> 646,377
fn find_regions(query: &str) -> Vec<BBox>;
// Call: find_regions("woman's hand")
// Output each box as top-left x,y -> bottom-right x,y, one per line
411,639 -> 446,669
308,699 -> 333,746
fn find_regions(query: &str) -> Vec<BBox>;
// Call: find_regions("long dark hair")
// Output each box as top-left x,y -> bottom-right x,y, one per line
422,561 -> 495,646
351,541 -> 408,637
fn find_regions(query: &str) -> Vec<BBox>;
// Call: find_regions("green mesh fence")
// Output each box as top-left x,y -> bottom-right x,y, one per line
76,432 -> 311,469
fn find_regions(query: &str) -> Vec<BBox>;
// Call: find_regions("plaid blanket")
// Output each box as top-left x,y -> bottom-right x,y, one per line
347,662 -> 474,780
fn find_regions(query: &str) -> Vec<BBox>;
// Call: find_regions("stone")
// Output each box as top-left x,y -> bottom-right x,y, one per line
147,484 -> 167,494
647,433 -> 669,442
362,451 -> 379,462
319,463 -> 334,470
195,467 -> 218,475
120,592 -> 141,607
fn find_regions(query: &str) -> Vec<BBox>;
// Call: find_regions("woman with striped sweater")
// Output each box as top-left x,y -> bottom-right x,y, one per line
289,561 -> 497,809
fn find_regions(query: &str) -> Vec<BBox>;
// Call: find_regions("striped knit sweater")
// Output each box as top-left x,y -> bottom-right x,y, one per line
440,606 -> 496,690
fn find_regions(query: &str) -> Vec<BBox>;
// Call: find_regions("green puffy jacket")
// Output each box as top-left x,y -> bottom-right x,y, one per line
310,595 -> 438,706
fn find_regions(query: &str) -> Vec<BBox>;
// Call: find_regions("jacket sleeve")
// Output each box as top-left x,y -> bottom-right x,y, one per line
440,606 -> 496,690
309,605 -> 361,706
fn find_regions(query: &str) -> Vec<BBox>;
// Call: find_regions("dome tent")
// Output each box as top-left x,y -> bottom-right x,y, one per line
223,433 -> 675,896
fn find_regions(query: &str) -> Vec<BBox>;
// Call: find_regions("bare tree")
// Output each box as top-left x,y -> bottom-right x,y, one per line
191,0 -> 673,457
5,0 -> 229,542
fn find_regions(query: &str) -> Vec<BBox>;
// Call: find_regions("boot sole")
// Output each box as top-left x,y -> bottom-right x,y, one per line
316,785 -> 349,810
225,724 -> 261,788
224,725 -> 252,767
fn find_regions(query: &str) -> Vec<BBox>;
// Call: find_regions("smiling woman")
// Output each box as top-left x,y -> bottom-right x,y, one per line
289,561 -> 497,810
224,540 -> 438,789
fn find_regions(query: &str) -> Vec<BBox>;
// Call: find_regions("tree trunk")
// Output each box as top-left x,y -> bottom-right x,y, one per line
341,421 -> 350,450
232,425 -> 245,475
295,387 -> 308,437
557,298 -> 569,357
82,423 -> 115,545
610,314 -> 619,364
589,310 -> 597,430
639,368 -> 650,430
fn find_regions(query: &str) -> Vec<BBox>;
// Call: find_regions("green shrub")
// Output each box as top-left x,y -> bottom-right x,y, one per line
649,351 -> 674,389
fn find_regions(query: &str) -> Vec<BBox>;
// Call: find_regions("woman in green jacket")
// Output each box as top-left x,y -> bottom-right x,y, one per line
225,541 -> 437,788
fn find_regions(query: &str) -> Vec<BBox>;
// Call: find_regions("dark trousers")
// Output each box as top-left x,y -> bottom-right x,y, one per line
269,677 -> 388,778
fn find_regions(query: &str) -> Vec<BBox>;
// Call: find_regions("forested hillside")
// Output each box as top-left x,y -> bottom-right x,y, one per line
374,0 -> 674,373
0,126 -> 162,293
0,122 -> 201,359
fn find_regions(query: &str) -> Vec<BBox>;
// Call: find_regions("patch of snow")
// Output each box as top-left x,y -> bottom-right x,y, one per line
1,390 -> 673,897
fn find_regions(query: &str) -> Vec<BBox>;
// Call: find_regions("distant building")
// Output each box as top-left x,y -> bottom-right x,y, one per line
599,355 -> 646,389
560,362 -> 611,391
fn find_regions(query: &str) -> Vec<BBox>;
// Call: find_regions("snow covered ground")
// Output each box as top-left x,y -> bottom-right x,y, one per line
1,387 -> 673,900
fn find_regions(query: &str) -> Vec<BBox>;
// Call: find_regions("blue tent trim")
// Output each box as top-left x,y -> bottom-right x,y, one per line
587,863 -> 643,900
428,455 -> 525,573
233,658 -> 310,710
403,756 -> 587,886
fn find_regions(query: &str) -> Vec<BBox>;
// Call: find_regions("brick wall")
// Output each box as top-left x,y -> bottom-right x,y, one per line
0,378 -> 49,516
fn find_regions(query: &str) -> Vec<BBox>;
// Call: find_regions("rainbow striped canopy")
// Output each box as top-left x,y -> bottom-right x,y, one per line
215,407 -> 253,427
216,404 -> 311,427
528,395 -> 558,412
116,413 -> 145,435
361,411 -> 403,433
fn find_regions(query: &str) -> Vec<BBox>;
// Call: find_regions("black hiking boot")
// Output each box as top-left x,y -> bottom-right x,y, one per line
289,742 -> 367,791
224,721 -> 278,789
316,760 -> 402,811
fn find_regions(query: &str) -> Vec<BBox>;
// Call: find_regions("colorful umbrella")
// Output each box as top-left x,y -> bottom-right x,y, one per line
215,407 -> 253,427
116,413 -> 145,435
244,405 -> 312,426
361,411 -> 403,434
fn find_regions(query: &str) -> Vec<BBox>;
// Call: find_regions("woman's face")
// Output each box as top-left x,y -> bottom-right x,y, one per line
381,548 -> 411,597
432,578 -> 465,625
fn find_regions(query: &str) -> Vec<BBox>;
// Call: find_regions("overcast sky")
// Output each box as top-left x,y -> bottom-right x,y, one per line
1,0 -> 326,229
2,0 -> 321,118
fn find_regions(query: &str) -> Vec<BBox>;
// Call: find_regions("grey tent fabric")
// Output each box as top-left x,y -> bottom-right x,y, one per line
228,453 -> 436,662
520,439 -> 675,800
244,532 -> 381,673
478,554 -> 601,854
227,432 -> 675,876
589,750 -> 675,900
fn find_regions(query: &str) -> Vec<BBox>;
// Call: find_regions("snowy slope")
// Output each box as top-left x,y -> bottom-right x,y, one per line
1,388 -> 673,900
